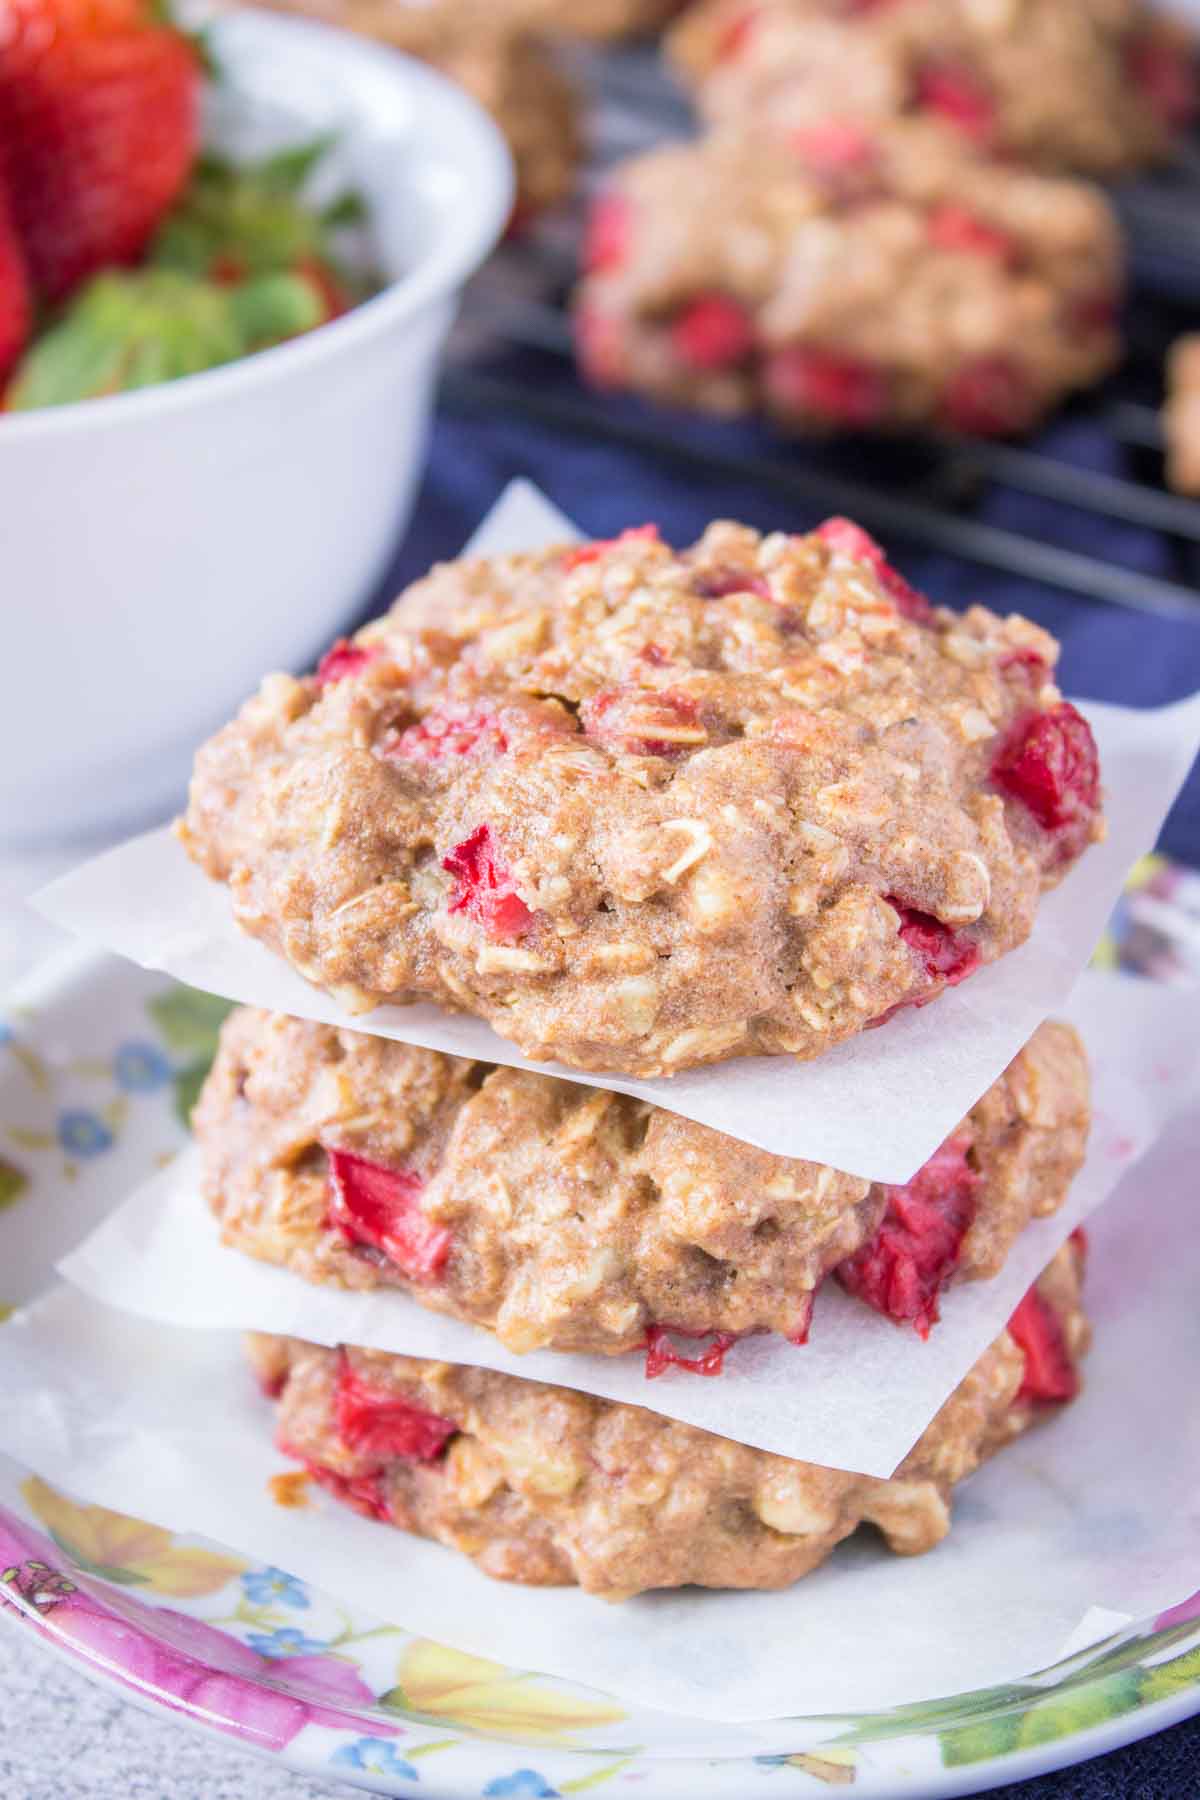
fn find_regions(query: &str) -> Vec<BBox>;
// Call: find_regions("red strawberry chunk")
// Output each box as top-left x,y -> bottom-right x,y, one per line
1007,1286 -> 1079,1404
692,566 -> 771,599
644,1324 -> 738,1378
334,1352 -> 457,1464
1069,1225 -> 1089,1259
581,685 -> 705,756
562,524 -> 660,572
316,639 -> 376,687
914,61 -> 996,140
990,701 -> 1100,857
0,184 -> 31,383
765,346 -> 888,428
887,897 -> 981,987
715,7 -> 757,59
443,824 -> 535,941
389,701 -> 508,763
584,191 -> 631,273
1068,290 -> 1120,336
998,647 -> 1049,679
927,203 -> 1017,264
278,1442 -> 393,1522
816,517 -> 934,623
941,355 -> 1036,437
325,1147 -> 453,1282
1125,34 -> 1198,130
670,293 -> 755,370
790,119 -> 877,170
837,1131 -> 981,1336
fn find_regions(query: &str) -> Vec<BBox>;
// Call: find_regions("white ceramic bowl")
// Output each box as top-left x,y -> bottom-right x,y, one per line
0,9 -> 512,846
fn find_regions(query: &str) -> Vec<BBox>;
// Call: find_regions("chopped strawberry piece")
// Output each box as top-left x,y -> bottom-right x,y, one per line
670,293 -> 755,370
443,824 -> 535,940
574,303 -> 626,389
790,120 -> 876,169
887,897 -> 981,987
388,701 -> 507,763
927,203 -> 1017,264
641,642 -> 670,666
941,355 -> 1036,437
786,1291 -> 815,1346
715,7 -> 757,59
256,1369 -> 286,1401
990,701 -> 1100,860
815,517 -> 934,623
278,1442 -> 393,1522
692,567 -> 771,599
998,647 -> 1049,678
581,685 -> 705,756
1007,1286 -> 1079,1404
914,61 -> 996,141
325,1147 -> 453,1282
765,346 -> 888,428
1069,1225 -> 1089,1259
315,638 -> 376,687
562,524 -> 660,572
1068,290 -> 1120,335
584,191 -> 631,273
837,1131 -> 981,1336
1125,34 -> 1197,130
644,1324 -> 738,1378
334,1352 -> 457,1465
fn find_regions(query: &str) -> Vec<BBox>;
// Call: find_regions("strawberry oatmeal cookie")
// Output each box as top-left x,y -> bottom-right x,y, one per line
181,520 -> 1105,1075
197,1009 -> 1089,1363
255,0 -> 579,222
668,0 -> 1196,179
249,1237 -> 1089,1596
574,119 -> 1122,435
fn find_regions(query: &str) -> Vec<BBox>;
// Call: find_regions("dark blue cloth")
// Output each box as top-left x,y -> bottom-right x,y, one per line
371,380 -> 1200,1797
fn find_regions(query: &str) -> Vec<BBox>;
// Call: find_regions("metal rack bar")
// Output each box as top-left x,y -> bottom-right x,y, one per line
440,368 -> 1200,619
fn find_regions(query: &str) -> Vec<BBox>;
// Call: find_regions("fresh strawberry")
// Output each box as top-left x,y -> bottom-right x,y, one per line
334,1351 -> 457,1465
324,1146 -> 453,1282
670,293 -> 755,370
442,825 -> 536,942
1007,1285 -> 1079,1404
0,3 -> 201,303
0,179 -> 32,383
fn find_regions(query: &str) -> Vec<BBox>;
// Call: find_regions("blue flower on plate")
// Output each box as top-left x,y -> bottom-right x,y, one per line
246,1626 -> 328,1659
241,1566 -> 311,1610
330,1739 -> 420,1780
113,1040 -> 173,1093
483,1774 -> 560,1798
57,1109 -> 114,1157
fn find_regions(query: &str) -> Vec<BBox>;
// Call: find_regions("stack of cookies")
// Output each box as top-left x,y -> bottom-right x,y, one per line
175,514 -> 1107,1599
575,0 -> 1197,436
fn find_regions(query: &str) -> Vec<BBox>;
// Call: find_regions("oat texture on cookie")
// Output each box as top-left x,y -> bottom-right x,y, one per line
181,518 -> 1105,1075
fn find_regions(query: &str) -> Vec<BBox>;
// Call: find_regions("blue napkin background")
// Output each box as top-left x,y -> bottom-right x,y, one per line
372,373 -> 1200,1797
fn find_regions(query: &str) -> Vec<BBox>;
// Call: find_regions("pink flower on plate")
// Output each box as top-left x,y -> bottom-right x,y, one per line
1155,1590 -> 1200,1633
0,1503 -> 394,1752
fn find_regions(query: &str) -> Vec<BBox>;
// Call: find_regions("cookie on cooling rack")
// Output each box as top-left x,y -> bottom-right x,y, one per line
255,0 -> 580,223
197,1008 -> 1089,1361
180,518 -> 1106,1075
1164,335 -> 1200,495
668,0 -> 1196,178
248,1237 -> 1089,1597
574,118 -> 1122,435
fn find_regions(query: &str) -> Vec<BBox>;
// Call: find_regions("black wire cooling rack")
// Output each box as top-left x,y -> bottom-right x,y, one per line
441,37 -> 1200,621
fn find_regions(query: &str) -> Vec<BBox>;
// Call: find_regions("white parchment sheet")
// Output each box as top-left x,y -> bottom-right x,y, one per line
5,1087 -> 1198,1723
57,972 -> 1200,1477
32,482 -> 1200,1185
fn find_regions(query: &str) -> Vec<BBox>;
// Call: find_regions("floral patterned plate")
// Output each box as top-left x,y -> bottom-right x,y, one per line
2,922 -> 1199,1800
